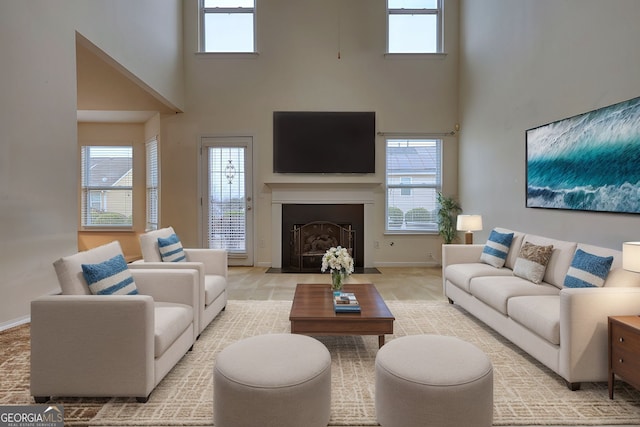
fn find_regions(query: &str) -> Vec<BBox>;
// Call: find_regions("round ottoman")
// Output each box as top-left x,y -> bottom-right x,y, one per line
213,333 -> 331,427
375,335 -> 493,427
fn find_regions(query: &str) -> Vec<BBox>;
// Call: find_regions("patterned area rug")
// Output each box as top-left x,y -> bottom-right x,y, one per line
2,300 -> 640,426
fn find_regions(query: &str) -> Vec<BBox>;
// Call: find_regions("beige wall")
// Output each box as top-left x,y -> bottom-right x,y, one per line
458,0 -> 640,249
0,0 -> 183,328
160,0 -> 460,267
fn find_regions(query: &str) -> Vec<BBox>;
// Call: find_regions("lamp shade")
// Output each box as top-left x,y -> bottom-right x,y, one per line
456,215 -> 483,232
622,242 -> 640,273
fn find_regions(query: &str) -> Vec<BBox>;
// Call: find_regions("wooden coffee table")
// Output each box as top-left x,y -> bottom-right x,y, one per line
289,283 -> 395,347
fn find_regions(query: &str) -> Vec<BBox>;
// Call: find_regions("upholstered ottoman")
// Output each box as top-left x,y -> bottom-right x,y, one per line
375,335 -> 493,427
213,333 -> 331,427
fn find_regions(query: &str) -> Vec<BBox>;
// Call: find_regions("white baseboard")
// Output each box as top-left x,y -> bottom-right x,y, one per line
373,261 -> 441,268
0,315 -> 30,332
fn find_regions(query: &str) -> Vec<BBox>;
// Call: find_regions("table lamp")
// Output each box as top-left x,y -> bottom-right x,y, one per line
456,215 -> 483,244
622,242 -> 640,272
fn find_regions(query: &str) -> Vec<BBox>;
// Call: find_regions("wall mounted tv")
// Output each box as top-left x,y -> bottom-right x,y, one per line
273,111 -> 376,174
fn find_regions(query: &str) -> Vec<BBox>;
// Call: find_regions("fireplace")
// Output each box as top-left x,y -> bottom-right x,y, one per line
267,181 -> 378,269
281,204 -> 364,271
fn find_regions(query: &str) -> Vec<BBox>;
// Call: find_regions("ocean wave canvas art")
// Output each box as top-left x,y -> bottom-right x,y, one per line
526,96 -> 640,214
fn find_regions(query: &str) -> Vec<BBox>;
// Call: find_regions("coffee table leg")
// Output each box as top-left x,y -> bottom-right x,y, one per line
379,335 -> 385,348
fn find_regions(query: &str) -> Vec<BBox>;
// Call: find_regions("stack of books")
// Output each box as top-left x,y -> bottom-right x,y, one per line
333,292 -> 361,313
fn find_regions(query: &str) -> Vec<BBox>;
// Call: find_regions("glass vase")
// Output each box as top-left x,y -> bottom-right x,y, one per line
331,270 -> 345,295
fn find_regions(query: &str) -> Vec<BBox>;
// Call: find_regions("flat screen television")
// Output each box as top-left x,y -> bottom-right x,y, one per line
273,111 -> 376,173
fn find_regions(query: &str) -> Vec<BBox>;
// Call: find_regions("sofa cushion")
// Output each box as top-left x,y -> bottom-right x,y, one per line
158,233 -> 187,263
81,254 -> 139,295
564,249 -> 614,288
522,234 -> 577,288
513,242 -> 554,284
507,296 -> 560,345
154,302 -> 193,358
469,276 -> 560,315
445,263 -> 514,293
204,275 -> 227,306
480,229 -> 514,268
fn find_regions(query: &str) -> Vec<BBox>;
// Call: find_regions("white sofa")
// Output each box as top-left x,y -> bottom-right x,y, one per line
31,241 -> 199,403
442,228 -> 640,390
132,226 -> 228,336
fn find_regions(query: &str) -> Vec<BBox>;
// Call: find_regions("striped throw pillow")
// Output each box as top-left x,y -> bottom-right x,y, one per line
158,233 -> 186,262
81,254 -> 138,295
513,242 -> 554,284
564,249 -> 613,288
480,229 -> 514,268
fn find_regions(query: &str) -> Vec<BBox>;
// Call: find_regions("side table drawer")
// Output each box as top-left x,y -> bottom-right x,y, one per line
610,319 -> 640,397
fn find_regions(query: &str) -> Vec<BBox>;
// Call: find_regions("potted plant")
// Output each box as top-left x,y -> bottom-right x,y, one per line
436,192 -> 462,244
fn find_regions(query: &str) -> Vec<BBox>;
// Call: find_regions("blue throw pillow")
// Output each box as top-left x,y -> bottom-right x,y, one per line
564,249 -> 613,288
480,229 -> 515,268
81,254 -> 138,295
158,233 -> 186,262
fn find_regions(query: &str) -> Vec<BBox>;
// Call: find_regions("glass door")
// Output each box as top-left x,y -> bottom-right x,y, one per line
201,136 -> 253,266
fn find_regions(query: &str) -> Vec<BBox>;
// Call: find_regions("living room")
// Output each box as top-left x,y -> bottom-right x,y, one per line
2,0 -> 640,425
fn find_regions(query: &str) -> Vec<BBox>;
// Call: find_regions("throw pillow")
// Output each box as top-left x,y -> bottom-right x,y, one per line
81,254 -> 139,295
564,249 -> 614,288
513,242 -> 554,284
480,229 -> 515,268
158,233 -> 186,262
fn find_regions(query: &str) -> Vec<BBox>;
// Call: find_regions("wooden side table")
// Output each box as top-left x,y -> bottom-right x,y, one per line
608,315 -> 640,399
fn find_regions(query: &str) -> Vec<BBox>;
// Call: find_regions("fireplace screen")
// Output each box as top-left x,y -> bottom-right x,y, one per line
290,221 -> 355,271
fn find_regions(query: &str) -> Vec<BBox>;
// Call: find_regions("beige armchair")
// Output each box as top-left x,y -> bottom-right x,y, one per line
30,241 -> 199,403
131,226 -> 228,335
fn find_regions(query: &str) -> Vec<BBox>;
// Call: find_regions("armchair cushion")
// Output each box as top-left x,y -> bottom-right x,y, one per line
81,254 -> 139,295
140,227 -> 177,262
54,241 -> 128,295
158,233 -> 186,262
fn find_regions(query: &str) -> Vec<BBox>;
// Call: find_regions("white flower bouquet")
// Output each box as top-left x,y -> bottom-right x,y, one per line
321,246 -> 354,291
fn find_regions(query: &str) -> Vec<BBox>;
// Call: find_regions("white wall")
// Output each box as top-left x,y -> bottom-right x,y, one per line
0,0 -> 183,328
162,0 -> 460,267
458,0 -> 640,249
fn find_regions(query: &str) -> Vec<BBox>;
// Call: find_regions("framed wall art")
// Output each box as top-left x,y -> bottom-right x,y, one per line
526,96 -> 640,214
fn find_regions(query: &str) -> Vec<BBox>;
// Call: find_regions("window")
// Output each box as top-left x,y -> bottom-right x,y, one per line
386,139 -> 442,232
200,0 -> 255,53
81,146 -> 133,228
387,0 -> 443,53
146,138 -> 159,231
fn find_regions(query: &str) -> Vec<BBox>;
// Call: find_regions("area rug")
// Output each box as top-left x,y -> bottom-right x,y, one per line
3,301 -> 640,426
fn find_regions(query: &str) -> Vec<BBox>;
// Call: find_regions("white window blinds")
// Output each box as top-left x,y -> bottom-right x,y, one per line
80,146 -> 133,228
146,138 -> 159,231
386,139 -> 442,232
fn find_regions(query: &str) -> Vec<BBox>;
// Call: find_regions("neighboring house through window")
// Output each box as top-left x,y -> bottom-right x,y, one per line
80,146 -> 133,228
386,139 -> 442,232
200,0 -> 255,53
146,138 -> 159,231
387,0 -> 443,53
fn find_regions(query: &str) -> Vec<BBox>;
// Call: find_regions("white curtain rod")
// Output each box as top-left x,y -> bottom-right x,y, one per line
377,130 -> 457,137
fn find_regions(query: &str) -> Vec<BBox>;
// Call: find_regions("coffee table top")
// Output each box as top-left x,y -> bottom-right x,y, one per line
289,283 -> 395,321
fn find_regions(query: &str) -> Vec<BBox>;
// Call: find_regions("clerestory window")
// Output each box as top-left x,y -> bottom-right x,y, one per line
386,139 -> 442,232
387,0 -> 443,54
199,0 -> 256,53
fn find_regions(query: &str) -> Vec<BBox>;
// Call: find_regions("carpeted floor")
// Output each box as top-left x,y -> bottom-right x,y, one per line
2,300 -> 640,426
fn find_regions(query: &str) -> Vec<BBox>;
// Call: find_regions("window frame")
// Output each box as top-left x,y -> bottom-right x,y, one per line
386,0 -> 444,55
199,0 -> 256,53
385,137 -> 443,234
80,145 -> 134,230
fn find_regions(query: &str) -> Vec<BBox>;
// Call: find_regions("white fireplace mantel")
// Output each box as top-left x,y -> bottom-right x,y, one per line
268,181 -> 380,268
